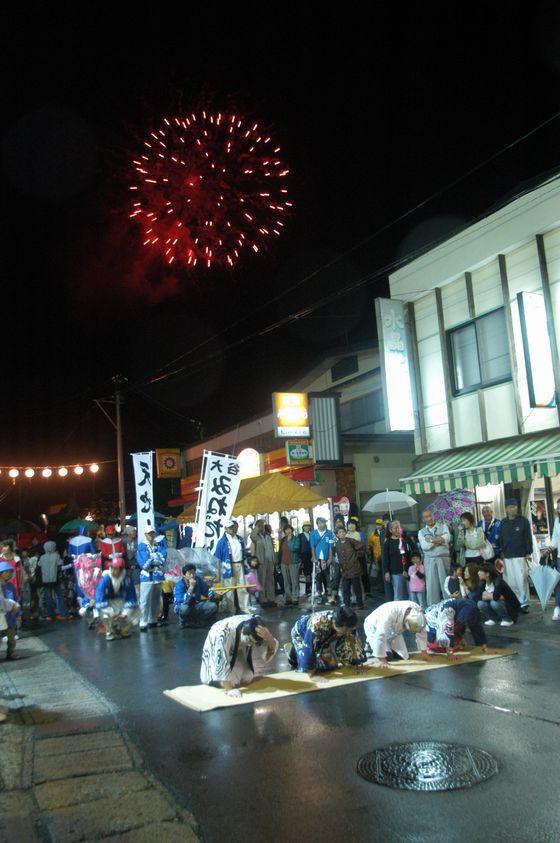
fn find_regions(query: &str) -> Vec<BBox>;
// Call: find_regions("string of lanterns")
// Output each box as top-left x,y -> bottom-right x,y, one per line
1,463 -> 101,480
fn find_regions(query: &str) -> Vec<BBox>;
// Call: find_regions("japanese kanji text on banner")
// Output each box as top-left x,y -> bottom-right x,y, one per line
131,451 -> 156,536
194,451 -> 241,553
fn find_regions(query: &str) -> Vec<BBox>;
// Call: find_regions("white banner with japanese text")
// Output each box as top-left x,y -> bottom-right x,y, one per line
194,450 -> 241,552
131,451 -> 155,538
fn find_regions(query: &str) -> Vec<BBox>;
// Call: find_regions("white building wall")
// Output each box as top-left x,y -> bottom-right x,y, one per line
389,184 -> 560,455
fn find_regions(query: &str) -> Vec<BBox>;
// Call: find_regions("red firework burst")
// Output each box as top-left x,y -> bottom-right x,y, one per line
129,111 -> 291,269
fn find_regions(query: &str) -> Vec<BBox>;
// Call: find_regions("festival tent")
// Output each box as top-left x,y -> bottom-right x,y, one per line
180,472 -> 328,520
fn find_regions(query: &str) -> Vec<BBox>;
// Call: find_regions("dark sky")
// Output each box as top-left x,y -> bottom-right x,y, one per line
2,2 -> 560,512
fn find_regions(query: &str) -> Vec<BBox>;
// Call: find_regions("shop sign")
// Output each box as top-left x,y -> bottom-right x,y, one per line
156,448 -> 181,478
375,298 -> 415,431
286,439 -> 313,465
332,495 -> 350,516
272,392 -> 310,437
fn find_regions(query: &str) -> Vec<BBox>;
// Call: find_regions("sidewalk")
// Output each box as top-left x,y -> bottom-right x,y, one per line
0,635 -> 199,843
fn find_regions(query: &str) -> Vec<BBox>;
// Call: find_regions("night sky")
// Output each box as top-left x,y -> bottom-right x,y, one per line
2,3 -> 560,514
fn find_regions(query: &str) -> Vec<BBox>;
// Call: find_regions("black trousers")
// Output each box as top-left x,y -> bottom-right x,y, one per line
342,577 -> 363,607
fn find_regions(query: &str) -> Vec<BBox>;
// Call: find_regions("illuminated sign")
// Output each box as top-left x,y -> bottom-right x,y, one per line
375,298 -> 415,431
237,448 -> 262,478
286,440 -> 313,465
156,448 -> 181,478
272,392 -> 310,437
517,292 -> 557,408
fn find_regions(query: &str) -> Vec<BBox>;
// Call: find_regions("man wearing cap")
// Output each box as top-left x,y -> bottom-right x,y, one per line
99,525 -> 125,571
363,600 -> 427,667
94,556 -> 139,640
215,520 -> 250,614
249,519 -> 277,608
137,528 -> 167,631
0,561 -> 21,660
499,499 -> 533,613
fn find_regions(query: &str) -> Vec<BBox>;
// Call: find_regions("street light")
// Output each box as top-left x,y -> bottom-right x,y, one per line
90,463 -> 99,473
8,468 -> 19,478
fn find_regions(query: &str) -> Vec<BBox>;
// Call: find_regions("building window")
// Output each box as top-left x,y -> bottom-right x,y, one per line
448,308 -> 511,395
340,390 -> 384,434
331,355 -> 358,382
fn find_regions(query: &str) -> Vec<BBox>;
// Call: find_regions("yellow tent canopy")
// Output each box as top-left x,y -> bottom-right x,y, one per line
179,472 -> 328,520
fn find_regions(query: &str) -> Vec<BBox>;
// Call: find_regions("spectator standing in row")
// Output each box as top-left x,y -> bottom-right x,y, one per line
458,512 -> 486,565
382,520 -> 412,601
310,517 -> 334,604
478,505 -> 501,560
137,527 -> 167,631
249,519 -> 277,608
278,525 -> 301,606
347,517 -> 370,596
407,550 -> 426,608
215,519 -> 249,614
299,521 -> 313,598
38,541 -> 66,620
499,499 -> 532,613
418,509 -> 451,605
335,526 -> 364,609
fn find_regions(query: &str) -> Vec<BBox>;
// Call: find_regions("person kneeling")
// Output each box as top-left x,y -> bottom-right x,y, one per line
363,601 -> 426,668
288,606 -> 367,676
200,615 -> 278,697
174,564 -> 219,629
94,557 -> 139,641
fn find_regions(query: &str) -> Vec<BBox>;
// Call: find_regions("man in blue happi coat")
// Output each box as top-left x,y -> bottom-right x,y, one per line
95,557 -> 139,641
174,563 -> 219,628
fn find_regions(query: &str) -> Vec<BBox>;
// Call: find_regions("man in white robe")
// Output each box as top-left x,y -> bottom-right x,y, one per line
363,601 -> 427,667
200,614 -> 278,697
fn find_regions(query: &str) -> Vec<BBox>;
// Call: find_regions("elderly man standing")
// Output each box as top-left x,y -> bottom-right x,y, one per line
215,520 -> 250,614
499,498 -> 532,613
250,519 -> 277,608
136,527 -> 167,631
418,509 -> 451,606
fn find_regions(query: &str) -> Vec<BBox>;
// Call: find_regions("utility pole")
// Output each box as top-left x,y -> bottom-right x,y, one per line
113,375 -> 127,530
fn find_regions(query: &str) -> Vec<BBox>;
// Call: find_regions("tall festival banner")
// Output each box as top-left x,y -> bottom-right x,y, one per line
194,450 -> 241,553
131,451 -> 156,537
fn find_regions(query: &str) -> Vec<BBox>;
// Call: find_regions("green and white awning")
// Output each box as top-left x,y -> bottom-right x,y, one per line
401,431 -> 560,495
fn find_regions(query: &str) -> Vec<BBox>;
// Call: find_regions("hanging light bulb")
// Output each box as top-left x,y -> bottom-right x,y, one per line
74,465 -> 84,475
58,467 -> 68,477
89,463 -> 100,473
42,468 -> 52,478
25,468 -> 35,478
8,468 -> 19,478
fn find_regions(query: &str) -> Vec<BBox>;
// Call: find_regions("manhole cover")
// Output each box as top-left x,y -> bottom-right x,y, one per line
357,742 -> 498,792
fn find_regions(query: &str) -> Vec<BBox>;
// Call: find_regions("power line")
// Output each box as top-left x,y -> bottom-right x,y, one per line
142,108 -> 560,385
140,171 -> 560,387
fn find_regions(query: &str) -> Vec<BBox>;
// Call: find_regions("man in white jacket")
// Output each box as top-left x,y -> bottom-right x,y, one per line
418,510 -> 451,605
363,601 -> 427,667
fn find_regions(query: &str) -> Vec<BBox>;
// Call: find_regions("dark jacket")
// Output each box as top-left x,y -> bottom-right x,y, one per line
499,516 -> 533,558
473,576 -> 521,621
335,538 -> 363,579
382,535 -> 413,576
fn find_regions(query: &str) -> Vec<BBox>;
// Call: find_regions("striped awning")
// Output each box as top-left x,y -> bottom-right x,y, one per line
401,431 -> 560,495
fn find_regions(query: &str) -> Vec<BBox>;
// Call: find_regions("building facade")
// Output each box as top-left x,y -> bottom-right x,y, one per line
385,175 -> 560,540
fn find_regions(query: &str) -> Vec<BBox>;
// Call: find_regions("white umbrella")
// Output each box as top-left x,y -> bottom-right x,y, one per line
362,490 -> 417,520
528,565 -> 560,611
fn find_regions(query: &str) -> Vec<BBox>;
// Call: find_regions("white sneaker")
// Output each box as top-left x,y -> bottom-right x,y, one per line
500,619 -> 514,627
484,619 -> 496,626
552,607 -> 560,621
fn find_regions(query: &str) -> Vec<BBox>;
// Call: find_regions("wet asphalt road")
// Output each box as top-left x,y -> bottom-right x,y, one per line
36,600 -> 560,843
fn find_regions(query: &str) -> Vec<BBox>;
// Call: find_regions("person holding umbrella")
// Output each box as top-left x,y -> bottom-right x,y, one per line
548,497 -> 560,621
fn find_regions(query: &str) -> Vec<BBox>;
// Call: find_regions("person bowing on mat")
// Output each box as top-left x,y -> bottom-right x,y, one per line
200,614 -> 278,698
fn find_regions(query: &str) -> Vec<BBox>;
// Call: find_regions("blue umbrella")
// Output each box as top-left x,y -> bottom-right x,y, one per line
529,564 -> 560,611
